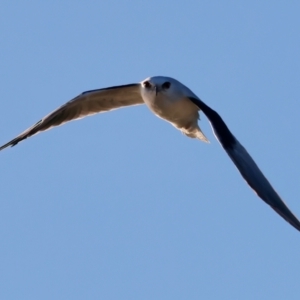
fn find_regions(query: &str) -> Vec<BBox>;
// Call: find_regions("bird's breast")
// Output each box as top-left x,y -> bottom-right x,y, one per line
143,93 -> 198,125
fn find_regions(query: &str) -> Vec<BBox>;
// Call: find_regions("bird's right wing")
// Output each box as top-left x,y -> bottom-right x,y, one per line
189,96 -> 300,232
0,83 -> 143,150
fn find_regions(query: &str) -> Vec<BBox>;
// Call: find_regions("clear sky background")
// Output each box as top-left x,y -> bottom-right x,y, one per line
1,1 -> 300,299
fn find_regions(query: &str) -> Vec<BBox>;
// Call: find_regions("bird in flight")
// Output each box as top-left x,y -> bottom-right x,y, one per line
1,76 -> 299,231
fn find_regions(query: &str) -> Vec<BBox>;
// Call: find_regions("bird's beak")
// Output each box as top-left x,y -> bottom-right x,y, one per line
155,86 -> 161,96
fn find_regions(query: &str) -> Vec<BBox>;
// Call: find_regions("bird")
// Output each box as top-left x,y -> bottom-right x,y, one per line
1,76 -> 299,231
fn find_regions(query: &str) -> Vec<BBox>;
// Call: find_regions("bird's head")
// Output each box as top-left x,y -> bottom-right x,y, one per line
140,76 -> 197,101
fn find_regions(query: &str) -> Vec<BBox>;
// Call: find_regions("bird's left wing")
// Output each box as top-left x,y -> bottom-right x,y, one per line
0,83 -> 143,150
189,96 -> 300,232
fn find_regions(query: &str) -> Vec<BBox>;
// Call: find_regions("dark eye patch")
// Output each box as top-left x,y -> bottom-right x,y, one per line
162,82 -> 171,89
143,81 -> 151,88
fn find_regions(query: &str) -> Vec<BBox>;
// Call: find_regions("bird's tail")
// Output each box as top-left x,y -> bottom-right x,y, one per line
183,128 -> 209,143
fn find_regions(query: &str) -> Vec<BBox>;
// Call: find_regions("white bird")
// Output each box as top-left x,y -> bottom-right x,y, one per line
1,76 -> 299,231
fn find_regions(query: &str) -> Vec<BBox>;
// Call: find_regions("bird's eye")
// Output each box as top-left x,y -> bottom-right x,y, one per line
162,82 -> 171,89
143,81 -> 151,88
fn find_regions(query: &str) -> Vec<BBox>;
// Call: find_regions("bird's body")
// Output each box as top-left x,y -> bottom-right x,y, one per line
1,75 -> 299,232
140,77 -> 208,141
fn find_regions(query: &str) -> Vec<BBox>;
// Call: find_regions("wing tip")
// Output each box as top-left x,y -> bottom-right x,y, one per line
0,138 -> 23,151
272,205 -> 300,232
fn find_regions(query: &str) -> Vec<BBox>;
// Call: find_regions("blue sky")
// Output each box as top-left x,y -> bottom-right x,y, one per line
1,1 -> 300,299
